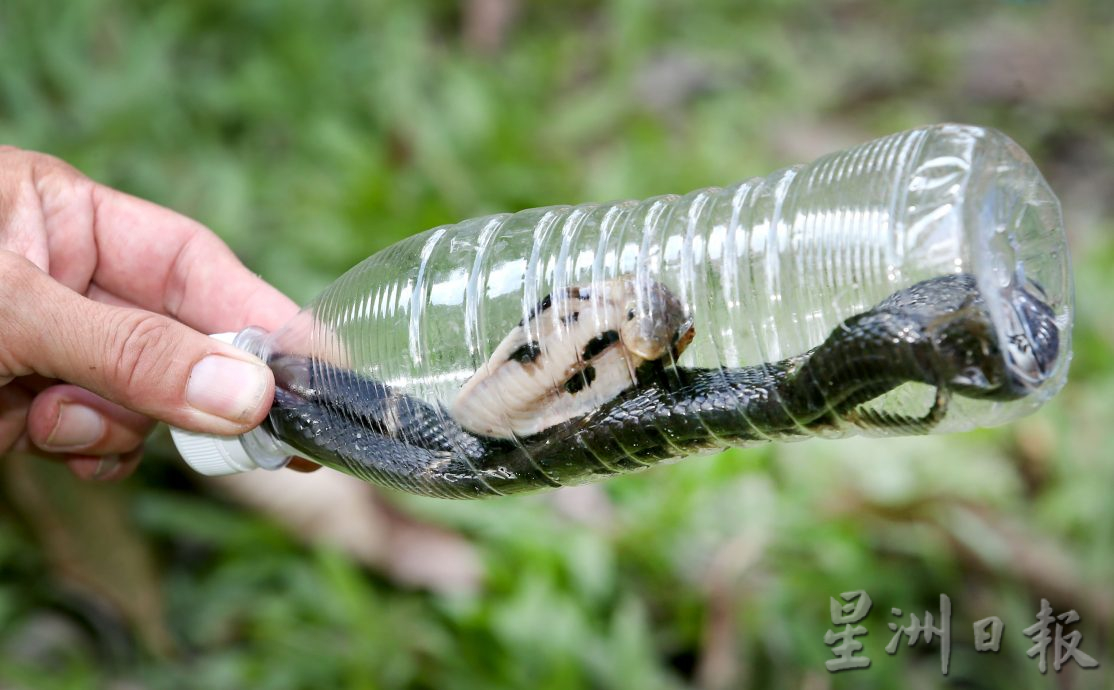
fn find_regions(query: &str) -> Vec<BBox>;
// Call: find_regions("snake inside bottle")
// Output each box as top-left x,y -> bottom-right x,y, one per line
170,124 -> 1074,498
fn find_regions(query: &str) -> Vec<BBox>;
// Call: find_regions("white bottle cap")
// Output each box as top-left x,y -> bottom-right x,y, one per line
171,332 -> 267,476
170,424 -> 261,475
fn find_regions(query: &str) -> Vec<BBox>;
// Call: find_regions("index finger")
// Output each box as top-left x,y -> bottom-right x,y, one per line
87,183 -> 299,333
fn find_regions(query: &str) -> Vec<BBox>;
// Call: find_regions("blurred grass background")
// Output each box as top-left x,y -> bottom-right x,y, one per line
1,0 -> 1113,688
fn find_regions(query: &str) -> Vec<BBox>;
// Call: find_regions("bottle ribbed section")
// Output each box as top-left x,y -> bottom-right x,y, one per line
253,124 -> 1070,498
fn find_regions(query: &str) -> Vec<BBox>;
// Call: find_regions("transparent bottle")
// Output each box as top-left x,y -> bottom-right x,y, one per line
171,124 -> 1073,499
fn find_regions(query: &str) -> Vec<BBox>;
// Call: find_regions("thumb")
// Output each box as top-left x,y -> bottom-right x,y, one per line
0,251 -> 273,434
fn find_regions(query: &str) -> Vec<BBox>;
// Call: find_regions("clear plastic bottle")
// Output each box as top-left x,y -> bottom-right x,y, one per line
171,124 -> 1073,499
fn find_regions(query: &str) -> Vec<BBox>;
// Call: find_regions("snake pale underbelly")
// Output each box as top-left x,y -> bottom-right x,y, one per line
450,278 -> 694,439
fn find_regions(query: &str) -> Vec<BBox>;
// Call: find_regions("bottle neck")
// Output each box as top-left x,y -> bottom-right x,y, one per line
170,329 -> 294,476
230,326 -> 296,471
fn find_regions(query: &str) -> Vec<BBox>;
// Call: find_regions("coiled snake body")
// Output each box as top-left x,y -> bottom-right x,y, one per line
267,274 -> 1059,498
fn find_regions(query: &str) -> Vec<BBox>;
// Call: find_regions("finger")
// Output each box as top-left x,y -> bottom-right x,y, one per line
0,147 -> 54,273
0,251 -> 274,434
66,446 -> 142,482
0,385 -> 31,454
85,183 -> 299,332
26,384 -> 154,456
17,150 -> 299,332
90,189 -> 300,332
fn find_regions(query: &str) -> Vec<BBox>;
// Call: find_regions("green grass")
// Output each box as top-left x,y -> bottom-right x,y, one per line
2,0 -> 1113,688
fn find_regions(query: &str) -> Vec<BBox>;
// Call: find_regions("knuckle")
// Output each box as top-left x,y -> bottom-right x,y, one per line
0,146 -> 68,174
0,148 -> 89,240
0,146 -> 39,166
27,152 -> 89,211
21,148 -> 70,170
106,311 -> 180,395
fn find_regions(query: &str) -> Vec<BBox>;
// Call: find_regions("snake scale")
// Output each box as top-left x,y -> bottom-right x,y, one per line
264,273 -> 1059,498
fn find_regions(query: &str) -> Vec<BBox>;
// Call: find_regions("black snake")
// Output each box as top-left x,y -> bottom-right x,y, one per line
265,273 -> 1059,498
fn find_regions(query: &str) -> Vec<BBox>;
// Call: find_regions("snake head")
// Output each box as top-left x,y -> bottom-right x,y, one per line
998,281 -> 1060,392
930,277 -> 1059,401
620,279 -> 694,362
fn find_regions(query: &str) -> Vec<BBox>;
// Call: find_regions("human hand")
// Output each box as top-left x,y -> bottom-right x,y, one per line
0,147 -> 301,481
